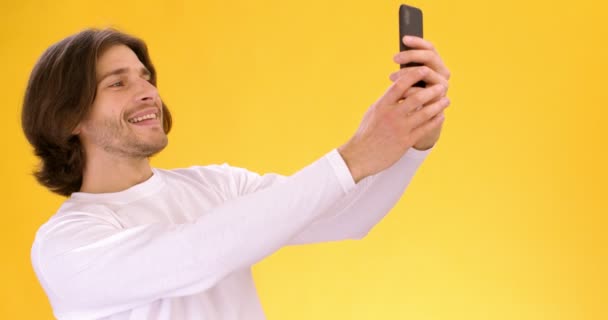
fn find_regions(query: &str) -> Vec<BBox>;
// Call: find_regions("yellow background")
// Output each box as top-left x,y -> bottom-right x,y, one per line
1,0 -> 606,319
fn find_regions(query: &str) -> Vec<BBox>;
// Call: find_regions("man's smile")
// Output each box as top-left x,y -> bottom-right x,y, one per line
127,107 -> 161,125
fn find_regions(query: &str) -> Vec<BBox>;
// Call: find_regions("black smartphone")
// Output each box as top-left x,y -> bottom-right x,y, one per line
399,4 -> 425,87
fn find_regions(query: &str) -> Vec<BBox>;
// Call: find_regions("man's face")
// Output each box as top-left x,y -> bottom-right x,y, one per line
77,44 -> 167,158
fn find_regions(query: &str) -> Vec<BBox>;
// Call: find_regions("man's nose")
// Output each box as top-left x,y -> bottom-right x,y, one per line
134,77 -> 158,103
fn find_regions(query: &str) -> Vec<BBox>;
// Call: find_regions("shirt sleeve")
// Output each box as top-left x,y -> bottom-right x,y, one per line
289,147 -> 432,244
31,150 -> 350,317
229,147 -> 432,245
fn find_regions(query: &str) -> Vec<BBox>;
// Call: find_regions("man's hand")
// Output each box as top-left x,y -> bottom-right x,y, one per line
338,67 -> 450,183
389,36 -> 451,150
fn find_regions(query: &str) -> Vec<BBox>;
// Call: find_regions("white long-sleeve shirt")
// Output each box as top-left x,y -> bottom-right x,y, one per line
31,147 -> 431,320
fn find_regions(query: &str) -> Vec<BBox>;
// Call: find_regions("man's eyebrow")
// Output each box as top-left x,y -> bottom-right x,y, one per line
97,67 -> 152,84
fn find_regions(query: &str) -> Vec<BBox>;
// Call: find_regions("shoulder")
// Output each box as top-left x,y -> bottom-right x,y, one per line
31,200 -> 121,268
156,163 -> 287,197
35,200 -> 121,241
156,163 -> 240,186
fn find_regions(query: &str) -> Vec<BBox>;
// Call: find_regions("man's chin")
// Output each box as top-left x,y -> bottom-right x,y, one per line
145,137 -> 168,158
125,135 -> 168,158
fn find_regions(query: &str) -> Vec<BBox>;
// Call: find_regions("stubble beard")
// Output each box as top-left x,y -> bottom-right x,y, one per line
94,118 -> 168,159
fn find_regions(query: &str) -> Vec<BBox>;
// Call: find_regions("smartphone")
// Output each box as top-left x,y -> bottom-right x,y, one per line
399,4 -> 425,87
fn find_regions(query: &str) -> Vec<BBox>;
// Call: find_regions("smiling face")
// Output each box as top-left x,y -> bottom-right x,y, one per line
76,44 -> 168,158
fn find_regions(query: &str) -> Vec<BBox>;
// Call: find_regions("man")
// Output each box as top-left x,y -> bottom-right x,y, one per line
23,28 -> 450,319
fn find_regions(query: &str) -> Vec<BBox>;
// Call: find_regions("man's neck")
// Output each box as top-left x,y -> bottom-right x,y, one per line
79,149 -> 154,194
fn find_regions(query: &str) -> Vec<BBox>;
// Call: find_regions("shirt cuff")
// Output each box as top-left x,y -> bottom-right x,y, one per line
405,146 -> 434,159
325,149 -> 357,194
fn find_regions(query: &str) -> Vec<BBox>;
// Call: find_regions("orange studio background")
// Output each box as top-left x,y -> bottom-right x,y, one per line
1,0 -> 606,319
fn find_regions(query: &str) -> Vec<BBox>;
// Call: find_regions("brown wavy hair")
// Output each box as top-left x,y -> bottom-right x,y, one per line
21,28 -> 172,197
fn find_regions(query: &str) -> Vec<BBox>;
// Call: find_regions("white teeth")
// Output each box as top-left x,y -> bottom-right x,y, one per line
129,113 -> 158,123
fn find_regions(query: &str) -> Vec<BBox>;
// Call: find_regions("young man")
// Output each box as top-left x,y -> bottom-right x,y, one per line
23,28 -> 450,319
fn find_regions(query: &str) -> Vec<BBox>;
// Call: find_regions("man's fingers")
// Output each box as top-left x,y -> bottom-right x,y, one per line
392,50 -> 450,80
389,65 -> 448,89
401,35 -> 437,52
378,67 -> 430,105
398,87 -> 424,103
405,95 -> 450,128
397,83 -> 447,115
408,111 -> 445,145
